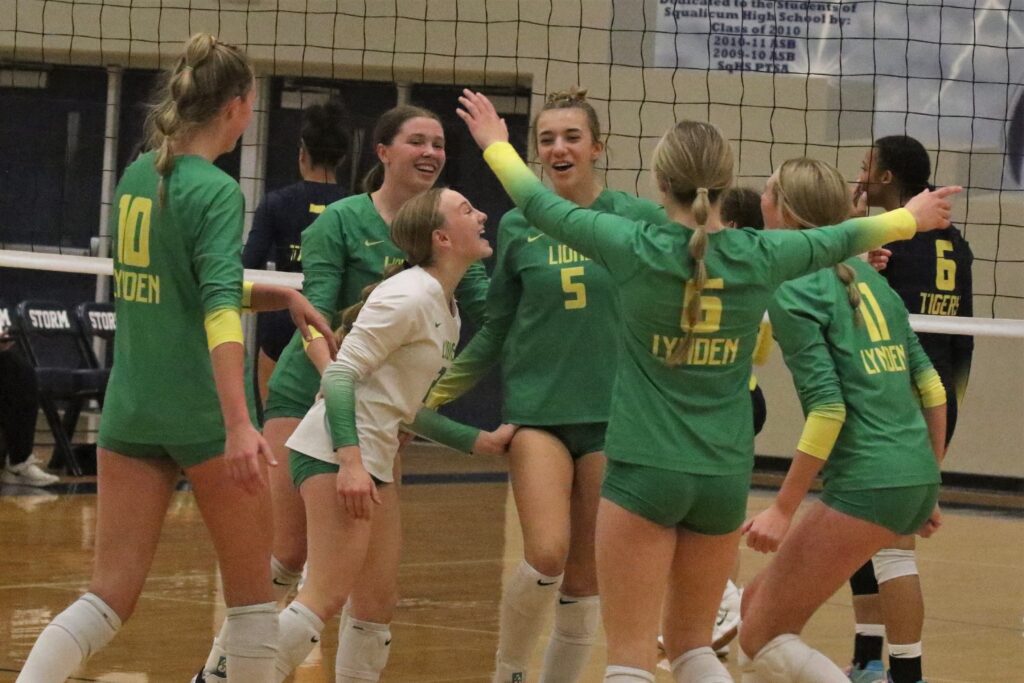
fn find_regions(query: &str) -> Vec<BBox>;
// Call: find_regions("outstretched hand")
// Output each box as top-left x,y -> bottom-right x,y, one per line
905,186 -> 962,232
456,89 -> 509,151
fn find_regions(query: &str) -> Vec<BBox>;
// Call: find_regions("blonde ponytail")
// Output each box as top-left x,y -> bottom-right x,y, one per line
834,262 -> 863,324
669,187 -> 711,366
144,33 -> 254,206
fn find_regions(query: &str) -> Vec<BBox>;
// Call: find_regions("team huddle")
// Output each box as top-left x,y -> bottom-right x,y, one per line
14,33 -> 973,683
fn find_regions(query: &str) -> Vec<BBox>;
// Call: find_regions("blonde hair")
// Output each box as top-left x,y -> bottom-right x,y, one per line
652,120 -> 733,366
532,86 -> 602,150
332,188 -> 446,345
771,157 -> 862,320
145,33 -> 254,205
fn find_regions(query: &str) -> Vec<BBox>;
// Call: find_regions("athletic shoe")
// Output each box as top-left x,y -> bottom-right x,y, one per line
190,655 -> 227,682
711,581 -> 742,653
848,659 -> 887,683
2,455 -> 59,487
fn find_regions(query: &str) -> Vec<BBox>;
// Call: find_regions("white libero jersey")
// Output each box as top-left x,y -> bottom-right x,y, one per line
287,266 -> 460,482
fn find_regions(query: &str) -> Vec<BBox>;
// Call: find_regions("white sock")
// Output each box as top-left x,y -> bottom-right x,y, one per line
492,560 -> 562,683
604,665 -> 655,682
270,556 -> 303,604
335,617 -> 392,682
539,594 -> 600,683
738,645 -> 770,683
274,600 -> 325,683
224,602 -> 277,683
855,623 -> 886,638
752,634 -> 847,683
888,641 -> 922,659
202,621 -> 229,679
670,646 -> 732,682
16,593 -> 121,683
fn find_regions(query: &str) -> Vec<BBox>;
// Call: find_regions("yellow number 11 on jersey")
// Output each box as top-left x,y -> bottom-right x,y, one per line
117,194 -> 153,267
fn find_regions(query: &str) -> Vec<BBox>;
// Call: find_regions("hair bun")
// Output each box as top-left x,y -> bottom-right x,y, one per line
546,86 -> 588,105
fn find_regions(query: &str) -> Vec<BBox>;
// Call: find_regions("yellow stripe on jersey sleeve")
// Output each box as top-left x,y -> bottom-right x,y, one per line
797,403 -> 847,460
242,281 -> 254,310
913,368 -> 947,408
752,321 -> 773,366
301,325 -> 325,350
204,308 -> 244,350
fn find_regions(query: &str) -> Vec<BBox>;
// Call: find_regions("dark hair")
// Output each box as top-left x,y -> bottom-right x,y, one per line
721,186 -> 763,229
361,105 -> 443,193
301,99 -> 348,168
874,135 -> 933,198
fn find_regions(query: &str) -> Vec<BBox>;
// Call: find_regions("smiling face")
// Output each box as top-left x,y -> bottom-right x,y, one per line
436,189 -> 492,262
379,116 -> 446,193
535,108 -> 602,196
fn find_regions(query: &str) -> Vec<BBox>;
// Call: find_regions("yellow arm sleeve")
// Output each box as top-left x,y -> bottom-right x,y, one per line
241,281 -> 254,310
301,326 -> 325,350
797,403 -> 847,460
752,321 -> 773,366
914,368 -> 947,409
204,308 -> 244,350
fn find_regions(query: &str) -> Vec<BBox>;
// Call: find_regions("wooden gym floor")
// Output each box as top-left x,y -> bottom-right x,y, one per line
0,443 -> 1021,682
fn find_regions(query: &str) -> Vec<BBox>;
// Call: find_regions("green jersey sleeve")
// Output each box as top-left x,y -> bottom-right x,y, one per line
300,210 -> 347,320
768,274 -> 846,416
428,214 -> 519,407
193,182 -> 245,314
455,260 -> 490,328
758,212 -> 917,286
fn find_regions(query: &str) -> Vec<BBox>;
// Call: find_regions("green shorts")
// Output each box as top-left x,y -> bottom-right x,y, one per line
97,435 -> 224,469
821,484 -> 940,535
290,451 -> 387,489
601,459 -> 750,534
264,388 -> 313,421
521,422 -> 607,460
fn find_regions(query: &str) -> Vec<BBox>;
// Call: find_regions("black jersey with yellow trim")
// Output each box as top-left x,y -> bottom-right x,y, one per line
881,224 -> 973,398
243,180 -> 346,273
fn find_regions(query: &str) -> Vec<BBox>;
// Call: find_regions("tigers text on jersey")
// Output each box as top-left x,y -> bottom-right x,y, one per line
286,267 -> 460,482
101,152 -> 253,444
429,189 -> 665,424
482,141 -> 918,476
769,259 -> 941,491
268,192 -> 489,411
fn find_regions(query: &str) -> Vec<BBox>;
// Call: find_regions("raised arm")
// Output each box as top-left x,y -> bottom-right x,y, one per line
458,90 -> 644,281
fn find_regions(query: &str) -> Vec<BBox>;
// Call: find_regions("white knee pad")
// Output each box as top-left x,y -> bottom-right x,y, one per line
871,548 -> 918,584
551,594 -> 600,644
335,618 -> 391,682
669,646 -> 732,682
752,634 -> 848,683
224,602 -> 278,659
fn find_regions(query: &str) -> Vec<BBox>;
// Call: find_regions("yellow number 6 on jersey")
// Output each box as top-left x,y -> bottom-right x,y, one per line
117,194 -> 153,268
681,278 -> 724,333
935,239 -> 956,291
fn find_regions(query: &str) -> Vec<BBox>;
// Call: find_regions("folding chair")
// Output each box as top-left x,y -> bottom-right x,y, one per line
15,300 -> 108,476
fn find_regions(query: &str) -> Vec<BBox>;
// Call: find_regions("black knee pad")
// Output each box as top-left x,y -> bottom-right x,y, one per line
849,559 -> 879,595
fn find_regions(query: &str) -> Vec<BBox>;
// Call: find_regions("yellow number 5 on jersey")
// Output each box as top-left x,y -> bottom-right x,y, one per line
117,194 -> 153,267
561,266 -> 587,310
681,278 -> 724,333
935,239 -> 956,291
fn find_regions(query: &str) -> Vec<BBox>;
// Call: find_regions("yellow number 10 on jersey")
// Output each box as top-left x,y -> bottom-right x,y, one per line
117,194 -> 153,267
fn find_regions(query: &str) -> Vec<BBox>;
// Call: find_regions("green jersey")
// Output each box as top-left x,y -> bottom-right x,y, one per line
428,189 -> 665,424
483,142 -> 918,475
100,153 -> 250,444
268,193 -> 489,410
769,259 -> 942,490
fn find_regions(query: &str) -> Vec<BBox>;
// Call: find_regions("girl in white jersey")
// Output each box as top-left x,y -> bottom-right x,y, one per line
272,188 -> 516,681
